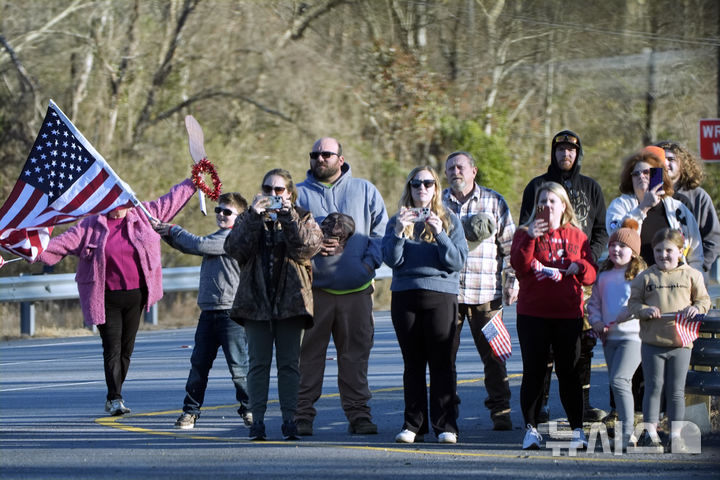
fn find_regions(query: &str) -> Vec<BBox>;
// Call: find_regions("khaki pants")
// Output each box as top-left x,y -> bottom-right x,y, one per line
295,286 -> 375,423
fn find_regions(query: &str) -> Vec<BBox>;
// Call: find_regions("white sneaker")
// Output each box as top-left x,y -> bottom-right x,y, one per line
438,432 -> 457,444
522,424 -> 542,450
108,399 -> 130,416
569,428 -> 588,450
395,429 -> 416,443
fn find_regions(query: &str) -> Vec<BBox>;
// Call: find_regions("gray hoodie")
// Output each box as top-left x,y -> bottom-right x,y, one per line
164,226 -> 240,310
296,163 -> 388,291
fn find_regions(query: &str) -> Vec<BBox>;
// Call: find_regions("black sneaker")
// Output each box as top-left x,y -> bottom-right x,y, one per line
249,421 -> 266,441
282,421 -> 300,440
348,417 -> 378,434
295,418 -> 313,436
492,413 -> 513,431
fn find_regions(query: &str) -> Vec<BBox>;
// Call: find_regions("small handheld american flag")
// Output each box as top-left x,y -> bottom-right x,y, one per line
481,310 -> 512,362
530,258 -> 563,282
675,312 -> 703,347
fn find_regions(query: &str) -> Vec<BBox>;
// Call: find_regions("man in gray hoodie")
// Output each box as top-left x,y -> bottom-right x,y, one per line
154,192 -> 251,430
294,137 -> 388,436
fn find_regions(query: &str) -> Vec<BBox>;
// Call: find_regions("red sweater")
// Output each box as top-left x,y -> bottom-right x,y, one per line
510,225 -> 597,319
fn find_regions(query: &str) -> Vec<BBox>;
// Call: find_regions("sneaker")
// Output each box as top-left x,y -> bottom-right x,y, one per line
107,399 -> 130,416
438,432 -> 457,444
583,405 -> 607,423
569,428 -> 588,450
492,413 -> 512,431
601,409 -> 618,427
348,417 -> 378,434
522,424 -> 542,450
537,405 -> 550,424
295,418 -> 313,436
249,421 -> 266,441
395,429 -> 416,443
282,421 -> 300,440
175,413 -> 197,430
637,431 -> 662,449
238,408 -> 253,427
104,400 -> 112,413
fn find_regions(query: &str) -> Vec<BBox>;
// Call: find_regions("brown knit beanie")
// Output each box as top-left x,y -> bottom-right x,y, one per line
608,218 -> 641,256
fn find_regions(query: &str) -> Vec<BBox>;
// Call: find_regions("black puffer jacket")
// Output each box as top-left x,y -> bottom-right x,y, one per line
518,129 -> 607,262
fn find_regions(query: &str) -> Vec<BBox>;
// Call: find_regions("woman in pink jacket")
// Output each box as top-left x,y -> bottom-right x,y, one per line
36,179 -> 196,415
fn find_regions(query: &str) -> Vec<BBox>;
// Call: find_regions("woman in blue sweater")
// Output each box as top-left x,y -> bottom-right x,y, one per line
383,166 -> 468,444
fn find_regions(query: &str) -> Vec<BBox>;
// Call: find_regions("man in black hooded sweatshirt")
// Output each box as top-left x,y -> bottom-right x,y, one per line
518,130 -> 608,424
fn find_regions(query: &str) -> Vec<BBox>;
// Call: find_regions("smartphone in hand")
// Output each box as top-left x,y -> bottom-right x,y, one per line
266,195 -> 284,210
536,205 -> 550,224
410,207 -> 430,222
649,167 -> 664,190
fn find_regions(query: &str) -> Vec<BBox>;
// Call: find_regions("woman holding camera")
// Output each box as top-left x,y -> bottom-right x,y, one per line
510,181 -> 596,450
382,166 -> 468,444
224,168 -> 323,441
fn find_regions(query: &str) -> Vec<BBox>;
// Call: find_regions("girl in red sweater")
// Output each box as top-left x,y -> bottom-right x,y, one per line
510,181 -> 597,450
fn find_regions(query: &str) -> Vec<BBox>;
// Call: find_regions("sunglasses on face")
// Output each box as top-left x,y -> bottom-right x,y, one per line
262,185 -> 286,194
214,207 -> 237,216
554,134 -> 578,145
410,179 -> 436,189
309,151 -> 338,160
631,169 -> 651,178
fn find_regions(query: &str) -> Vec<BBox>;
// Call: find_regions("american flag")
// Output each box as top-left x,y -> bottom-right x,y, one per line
530,258 -> 563,282
481,310 -> 512,362
0,100 -> 137,261
675,312 -> 702,347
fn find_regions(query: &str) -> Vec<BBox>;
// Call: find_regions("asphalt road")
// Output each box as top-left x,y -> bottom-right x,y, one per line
1,307 -> 718,479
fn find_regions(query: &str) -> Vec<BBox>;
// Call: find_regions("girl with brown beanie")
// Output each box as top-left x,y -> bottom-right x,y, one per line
587,219 -> 646,450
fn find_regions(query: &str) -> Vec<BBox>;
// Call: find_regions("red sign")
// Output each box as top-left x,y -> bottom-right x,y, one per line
699,119 -> 720,162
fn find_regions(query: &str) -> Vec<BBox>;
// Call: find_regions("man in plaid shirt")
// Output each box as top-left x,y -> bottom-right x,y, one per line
443,151 -> 519,431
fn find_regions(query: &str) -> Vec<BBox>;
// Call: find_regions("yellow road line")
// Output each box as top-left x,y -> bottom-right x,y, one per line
94,365 -> 715,465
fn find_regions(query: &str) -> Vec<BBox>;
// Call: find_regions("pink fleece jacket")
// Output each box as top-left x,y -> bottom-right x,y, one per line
37,179 -> 196,326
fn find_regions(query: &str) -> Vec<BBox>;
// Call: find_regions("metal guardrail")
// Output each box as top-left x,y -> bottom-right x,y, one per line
0,265 -> 394,336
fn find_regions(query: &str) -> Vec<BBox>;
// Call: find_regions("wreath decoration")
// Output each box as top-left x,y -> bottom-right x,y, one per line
191,158 -> 222,201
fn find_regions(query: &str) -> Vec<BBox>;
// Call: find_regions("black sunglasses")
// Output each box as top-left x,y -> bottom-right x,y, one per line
214,207 -> 237,216
262,185 -> 286,194
309,151 -> 338,160
410,179 -> 436,189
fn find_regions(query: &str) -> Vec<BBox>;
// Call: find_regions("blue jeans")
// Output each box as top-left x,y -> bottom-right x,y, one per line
182,310 -> 250,416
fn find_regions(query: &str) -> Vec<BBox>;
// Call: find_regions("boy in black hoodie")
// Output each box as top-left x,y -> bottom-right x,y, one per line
518,130 -> 608,423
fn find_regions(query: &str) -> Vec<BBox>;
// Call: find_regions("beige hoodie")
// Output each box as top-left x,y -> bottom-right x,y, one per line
628,264 -> 711,348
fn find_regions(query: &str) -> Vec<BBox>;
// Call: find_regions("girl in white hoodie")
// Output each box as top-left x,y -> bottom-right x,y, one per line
587,219 -> 646,450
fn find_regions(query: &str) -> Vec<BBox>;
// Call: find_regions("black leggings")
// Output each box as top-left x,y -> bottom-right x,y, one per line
97,288 -> 146,401
517,314 -> 584,429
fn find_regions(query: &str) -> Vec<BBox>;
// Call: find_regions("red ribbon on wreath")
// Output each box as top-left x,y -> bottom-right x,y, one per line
191,158 -> 222,201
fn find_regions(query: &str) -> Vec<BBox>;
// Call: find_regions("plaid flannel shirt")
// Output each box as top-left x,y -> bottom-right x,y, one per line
442,185 -> 518,306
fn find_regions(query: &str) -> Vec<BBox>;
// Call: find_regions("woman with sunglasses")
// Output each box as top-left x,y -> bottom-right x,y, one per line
224,168 -> 323,441
606,148 -> 702,271
382,166 -> 468,444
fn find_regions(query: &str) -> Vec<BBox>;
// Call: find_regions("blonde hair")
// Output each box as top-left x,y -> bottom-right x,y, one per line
598,254 -> 647,281
523,181 -> 581,230
397,166 -> 453,242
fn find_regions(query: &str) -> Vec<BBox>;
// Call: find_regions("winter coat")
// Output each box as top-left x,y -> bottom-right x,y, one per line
224,205 -> 323,328
37,179 -> 196,326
